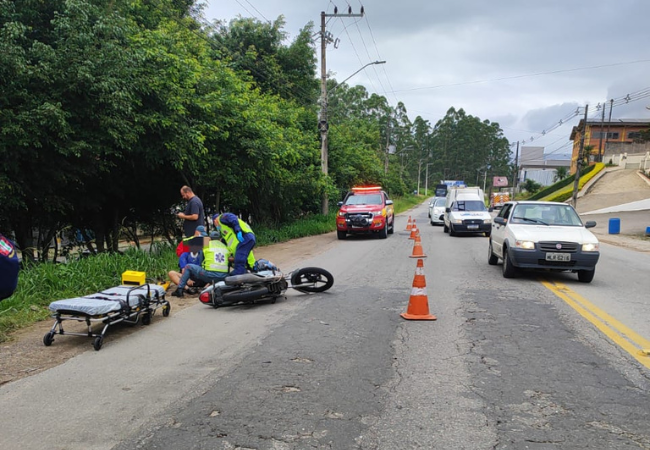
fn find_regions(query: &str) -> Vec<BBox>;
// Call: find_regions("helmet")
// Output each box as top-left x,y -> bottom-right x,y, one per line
253,259 -> 278,273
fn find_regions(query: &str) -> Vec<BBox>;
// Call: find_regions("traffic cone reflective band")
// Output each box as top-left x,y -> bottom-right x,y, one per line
410,235 -> 427,258
409,223 -> 419,239
406,216 -> 413,231
401,287 -> 436,320
411,258 -> 426,287
401,259 -> 436,320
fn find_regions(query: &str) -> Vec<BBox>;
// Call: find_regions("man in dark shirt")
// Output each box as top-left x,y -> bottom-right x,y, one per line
178,186 -> 205,237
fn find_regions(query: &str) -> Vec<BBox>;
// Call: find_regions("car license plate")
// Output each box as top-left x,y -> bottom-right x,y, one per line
467,225 -> 478,230
545,252 -> 571,262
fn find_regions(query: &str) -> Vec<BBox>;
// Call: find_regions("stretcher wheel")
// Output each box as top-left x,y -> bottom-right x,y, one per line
43,332 -> 55,347
162,302 -> 171,317
93,336 -> 103,351
142,313 -> 152,325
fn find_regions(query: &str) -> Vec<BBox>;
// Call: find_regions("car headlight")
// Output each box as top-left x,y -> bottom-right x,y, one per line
338,211 -> 345,217
452,218 -> 463,224
582,243 -> 599,252
515,240 -> 535,250
483,218 -> 492,224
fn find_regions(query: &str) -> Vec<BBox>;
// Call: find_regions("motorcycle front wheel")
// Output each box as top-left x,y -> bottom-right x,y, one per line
290,267 -> 334,293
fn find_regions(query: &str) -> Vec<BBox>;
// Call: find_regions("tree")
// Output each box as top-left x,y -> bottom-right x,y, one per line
553,166 -> 568,182
522,179 -> 542,194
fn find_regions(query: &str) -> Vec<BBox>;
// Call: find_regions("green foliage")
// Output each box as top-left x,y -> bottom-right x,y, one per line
553,166 -> 568,182
427,107 -> 511,189
529,163 -> 598,200
537,163 -> 604,202
522,179 -> 542,194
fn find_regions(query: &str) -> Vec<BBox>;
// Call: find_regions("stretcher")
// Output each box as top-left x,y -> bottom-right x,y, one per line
44,283 -> 170,351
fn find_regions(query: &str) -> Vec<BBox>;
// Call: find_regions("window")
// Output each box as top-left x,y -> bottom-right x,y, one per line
592,131 -> 620,139
452,200 -> 486,211
627,132 -> 642,140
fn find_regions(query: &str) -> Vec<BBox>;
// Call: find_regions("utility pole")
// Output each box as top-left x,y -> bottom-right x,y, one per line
597,102 -> 605,163
384,119 -> 392,175
512,141 -> 520,197
571,105 -> 589,207
318,7 -> 364,215
604,98 -> 613,163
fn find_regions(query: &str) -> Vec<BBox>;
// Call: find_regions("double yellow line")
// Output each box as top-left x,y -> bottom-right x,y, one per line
542,280 -> 650,370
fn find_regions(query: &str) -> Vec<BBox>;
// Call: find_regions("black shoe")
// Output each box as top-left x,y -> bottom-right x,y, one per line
186,287 -> 198,295
171,288 -> 184,298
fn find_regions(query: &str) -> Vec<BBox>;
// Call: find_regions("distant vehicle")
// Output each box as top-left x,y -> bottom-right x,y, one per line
443,192 -> 492,236
490,192 -> 511,210
336,186 -> 395,240
488,201 -> 600,283
434,184 -> 448,198
445,186 -> 484,209
428,197 -> 446,225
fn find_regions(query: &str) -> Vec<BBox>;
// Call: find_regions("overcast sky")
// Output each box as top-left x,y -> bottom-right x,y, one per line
202,0 -> 650,158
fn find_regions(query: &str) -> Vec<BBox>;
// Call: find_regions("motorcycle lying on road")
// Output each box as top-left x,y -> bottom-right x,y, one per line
198,259 -> 334,308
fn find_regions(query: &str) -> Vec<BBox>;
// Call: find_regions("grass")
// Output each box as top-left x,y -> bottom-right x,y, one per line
0,193 -> 425,343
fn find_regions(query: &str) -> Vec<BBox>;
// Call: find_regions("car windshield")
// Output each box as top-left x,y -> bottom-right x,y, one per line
345,193 -> 383,206
434,197 -> 446,207
452,200 -> 486,211
510,204 -> 583,226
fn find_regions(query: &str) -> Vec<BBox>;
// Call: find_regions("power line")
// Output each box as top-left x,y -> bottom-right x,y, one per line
511,87 -> 650,147
392,58 -> 650,94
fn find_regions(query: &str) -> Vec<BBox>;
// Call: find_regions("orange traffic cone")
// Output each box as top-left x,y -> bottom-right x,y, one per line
405,216 -> 413,231
401,259 -> 436,320
409,223 -> 419,239
411,258 -> 426,288
409,234 -> 427,258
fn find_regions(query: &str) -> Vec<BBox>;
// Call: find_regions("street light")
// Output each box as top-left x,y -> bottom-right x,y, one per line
331,60 -> 386,92
319,60 -> 387,214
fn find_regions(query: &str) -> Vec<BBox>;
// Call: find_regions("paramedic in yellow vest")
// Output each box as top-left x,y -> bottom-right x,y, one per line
172,239 -> 231,298
212,213 -> 256,275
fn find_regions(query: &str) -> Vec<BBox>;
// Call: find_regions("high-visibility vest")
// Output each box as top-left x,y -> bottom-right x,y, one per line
201,240 -> 230,273
219,220 -> 255,267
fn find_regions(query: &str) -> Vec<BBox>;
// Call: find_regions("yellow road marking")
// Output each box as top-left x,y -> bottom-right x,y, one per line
541,279 -> 650,370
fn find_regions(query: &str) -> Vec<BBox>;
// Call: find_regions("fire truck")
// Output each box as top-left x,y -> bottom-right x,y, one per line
490,192 -> 511,210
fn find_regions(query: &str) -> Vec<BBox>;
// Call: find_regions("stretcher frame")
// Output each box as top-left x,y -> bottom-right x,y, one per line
43,283 -> 170,351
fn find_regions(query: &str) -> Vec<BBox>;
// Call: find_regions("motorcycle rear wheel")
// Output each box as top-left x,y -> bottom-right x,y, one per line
291,267 -> 334,293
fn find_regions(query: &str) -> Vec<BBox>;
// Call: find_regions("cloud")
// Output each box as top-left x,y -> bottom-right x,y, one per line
204,0 -> 650,151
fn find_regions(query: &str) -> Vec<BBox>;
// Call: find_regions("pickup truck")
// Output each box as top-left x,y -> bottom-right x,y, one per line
336,186 -> 395,239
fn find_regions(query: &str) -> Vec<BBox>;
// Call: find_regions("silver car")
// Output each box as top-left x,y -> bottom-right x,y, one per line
488,201 -> 600,282
428,197 -> 447,225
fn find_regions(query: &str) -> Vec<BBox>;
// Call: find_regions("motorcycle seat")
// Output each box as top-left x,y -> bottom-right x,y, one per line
224,271 -> 282,286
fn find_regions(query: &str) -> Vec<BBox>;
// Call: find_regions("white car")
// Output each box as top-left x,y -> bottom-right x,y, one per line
488,201 -> 600,283
428,197 -> 446,225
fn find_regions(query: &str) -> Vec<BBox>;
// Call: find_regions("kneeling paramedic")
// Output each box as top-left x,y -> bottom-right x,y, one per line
172,239 -> 231,298
212,213 -> 256,276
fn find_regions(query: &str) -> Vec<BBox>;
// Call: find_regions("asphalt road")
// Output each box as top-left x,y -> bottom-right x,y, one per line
2,202 -> 649,450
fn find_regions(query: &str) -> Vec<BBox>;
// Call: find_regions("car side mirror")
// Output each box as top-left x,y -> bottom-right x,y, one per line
488,207 -> 494,212
385,199 -> 393,205
337,201 -> 343,207
445,207 -> 451,213
584,220 -> 597,228
494,217 -> 506,225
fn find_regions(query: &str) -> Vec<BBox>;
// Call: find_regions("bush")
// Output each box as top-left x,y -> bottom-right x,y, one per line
540,163 -> 605,202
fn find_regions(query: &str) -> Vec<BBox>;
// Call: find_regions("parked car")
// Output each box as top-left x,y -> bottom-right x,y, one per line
336,186 -> 395,240
488,201 -> 600,282
428,197 -> 446,225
